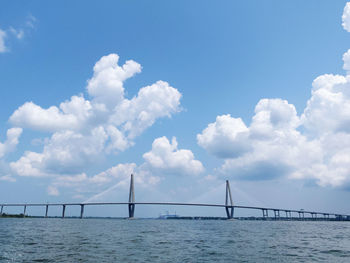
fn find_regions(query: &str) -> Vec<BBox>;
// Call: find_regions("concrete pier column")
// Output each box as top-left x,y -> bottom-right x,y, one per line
0,205 -> 3,215
128,174 -> 135,218
311,212 -> 317,220
298,211 -> 304,220
285,210 -> 290,219
80,204 -> 84,219
62,205 -> 66,218
45,205 -> 49,218
23,205 -> 26,217
225,180 -> 234,219
262,209 -> 268,218
274,210 -> 280,220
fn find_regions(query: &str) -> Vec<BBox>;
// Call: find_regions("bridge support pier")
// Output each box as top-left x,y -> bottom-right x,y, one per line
80,204 -> 84,219
285,210 -> 292,220
23,205 -> 26,217
262,209 -> 268,219
311,212 -> 317,220
225,180 -> 234,219
62,205 -> 66,218
274,210 -> 280,220
128,174 -> 135,218
298,212 -> 304,220
45,205 -> 49,218
0,205 -> 3,216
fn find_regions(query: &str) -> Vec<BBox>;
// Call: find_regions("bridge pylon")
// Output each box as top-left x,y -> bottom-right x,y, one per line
225,180 -> 234,219
128,174 -> 135,218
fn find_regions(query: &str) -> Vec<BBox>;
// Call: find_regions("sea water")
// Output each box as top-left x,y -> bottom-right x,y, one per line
0,218 -> 349,262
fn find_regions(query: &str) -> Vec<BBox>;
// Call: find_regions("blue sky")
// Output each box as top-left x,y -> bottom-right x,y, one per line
1,0 -> 350,217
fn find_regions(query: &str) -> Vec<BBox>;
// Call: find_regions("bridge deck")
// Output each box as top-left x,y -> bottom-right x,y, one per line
0,202 -> 347,217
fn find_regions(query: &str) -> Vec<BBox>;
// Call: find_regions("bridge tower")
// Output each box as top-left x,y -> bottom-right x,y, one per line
128,174 -> 135,218
225,180 -> 234,219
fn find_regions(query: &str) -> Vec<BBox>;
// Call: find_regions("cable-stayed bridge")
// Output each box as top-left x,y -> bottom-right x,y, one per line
1,174 -> 349,220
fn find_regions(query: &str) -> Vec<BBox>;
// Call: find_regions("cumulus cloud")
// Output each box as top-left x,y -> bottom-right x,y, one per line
198,99 -> 313,180
10,99 -> 88,132
302,74 -> 350,134
0,128 -> 22,158
343,49 -> 350,72
89,163 -> 137,185
143,136 -> 204,176
46,136 -> 202,197
196,2 -> 350,188
11,127 -> 108,177
198,83 -> 350,187
197,114 -> 250,158
87,54 -> 141,108
10,54 -> 181,180
343,2 -> 350,32
111,80 -> 182,139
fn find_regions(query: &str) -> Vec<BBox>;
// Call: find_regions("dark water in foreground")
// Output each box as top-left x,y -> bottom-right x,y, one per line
0,219 -> 350,262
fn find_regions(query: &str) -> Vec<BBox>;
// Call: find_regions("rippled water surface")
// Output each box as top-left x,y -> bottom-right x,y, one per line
0,218 -> 350,262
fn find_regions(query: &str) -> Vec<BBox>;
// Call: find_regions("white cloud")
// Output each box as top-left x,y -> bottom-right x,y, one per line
10,99 -> 86,132
0,128 -> 22,158
47,185 -> 59,196
198,99 -> 312,180
197,114 -> 250,158
90,163 -> 136,184
10,151 -> 47,177
301,74 -> 350,135
9,27 -> 24,39
0,175 -> 16,182
0,15 -> 36,53
343,2 -> 350,32
25,14 -> 36,29
87,54 -> 142,108
11,127 -> 108,176
196,2 -> 350,188
46,162 -> 156,199
46,136 -> 201,198
198,61 -> 350,187
143,136 -> 204,176
198,87 -> 350,187
197,99 -> 301,160
343,49 -> 350,72
10,54 -> 182,179
0,29 -> 7,53
111,80 -> 182,139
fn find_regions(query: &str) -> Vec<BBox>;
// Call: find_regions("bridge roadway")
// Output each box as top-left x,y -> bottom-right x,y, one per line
0,201 -> 349,219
